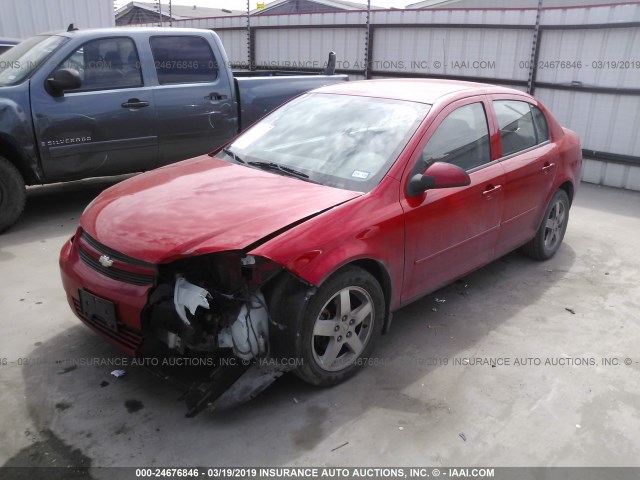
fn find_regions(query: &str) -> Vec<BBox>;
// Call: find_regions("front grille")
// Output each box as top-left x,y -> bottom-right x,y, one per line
73,298 -> 142,351
78,231 -> 155,286
80,231 -> 153,267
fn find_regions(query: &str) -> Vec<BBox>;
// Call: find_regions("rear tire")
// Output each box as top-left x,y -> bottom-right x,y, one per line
521,189 -> 570,261
291,266 -> 385,387
0,156 -> 26,233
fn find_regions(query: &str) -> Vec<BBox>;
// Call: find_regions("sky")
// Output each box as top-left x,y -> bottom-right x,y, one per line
113,0 -> 410,12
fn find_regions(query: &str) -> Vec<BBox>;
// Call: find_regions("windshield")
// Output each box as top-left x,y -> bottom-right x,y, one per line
0,35 -> 67,86
216,93 -> 430,192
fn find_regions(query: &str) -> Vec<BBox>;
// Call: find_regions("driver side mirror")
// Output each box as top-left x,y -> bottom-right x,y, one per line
407,162 -> 471,197
46,68 -> 81,96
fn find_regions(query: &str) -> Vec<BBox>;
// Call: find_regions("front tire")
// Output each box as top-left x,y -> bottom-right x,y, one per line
292,266 -> 385,387
0,156 -> 26,233
522,189 -> 570,260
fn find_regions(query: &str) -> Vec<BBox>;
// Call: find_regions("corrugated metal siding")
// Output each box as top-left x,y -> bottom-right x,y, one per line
254,28 -> 365,70
371,8 -> 537,25
216,30 -> 249,67
535,89 -> 640,158
537,28 -> 640,89
372,27 -> 532,79
0,0 -> 115,39
540,2 -> 640,25
582,158 -> 640,190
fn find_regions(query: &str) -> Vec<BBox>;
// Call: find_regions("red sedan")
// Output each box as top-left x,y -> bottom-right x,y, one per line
60,79 -> 582,391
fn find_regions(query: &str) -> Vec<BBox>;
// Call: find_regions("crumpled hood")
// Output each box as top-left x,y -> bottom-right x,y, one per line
80,155 -> 362,264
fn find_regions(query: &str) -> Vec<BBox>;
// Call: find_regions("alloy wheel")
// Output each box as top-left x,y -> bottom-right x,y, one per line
311,286 -> 375,372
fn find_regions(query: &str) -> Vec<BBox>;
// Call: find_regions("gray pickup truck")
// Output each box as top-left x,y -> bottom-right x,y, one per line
0,27 -> 347,231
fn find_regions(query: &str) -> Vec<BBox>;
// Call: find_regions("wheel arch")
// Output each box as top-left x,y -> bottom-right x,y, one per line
558,180 -> 574,206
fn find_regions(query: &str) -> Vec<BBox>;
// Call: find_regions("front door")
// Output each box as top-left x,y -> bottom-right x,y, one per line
401,98 -> 505,304
31,36 -> 158,181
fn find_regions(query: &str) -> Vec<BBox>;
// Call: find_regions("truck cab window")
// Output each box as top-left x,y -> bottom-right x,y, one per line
54,37 -> 142,91
149,36 -> 218,85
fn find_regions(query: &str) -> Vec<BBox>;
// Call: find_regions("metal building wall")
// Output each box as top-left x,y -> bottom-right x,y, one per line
127,3 -> 640,191
0,0 -> 115,39
533,3 -> 640,190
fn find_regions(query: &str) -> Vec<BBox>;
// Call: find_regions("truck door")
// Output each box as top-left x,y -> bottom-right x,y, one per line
148,35 -> 236,165
30,36 -> 158,181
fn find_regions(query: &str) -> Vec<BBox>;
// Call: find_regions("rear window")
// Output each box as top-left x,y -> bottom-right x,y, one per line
531,105 -> 550,143
149,36 -> 218,85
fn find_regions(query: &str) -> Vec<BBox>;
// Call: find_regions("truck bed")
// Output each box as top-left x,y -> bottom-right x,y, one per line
234,74 -> 349,131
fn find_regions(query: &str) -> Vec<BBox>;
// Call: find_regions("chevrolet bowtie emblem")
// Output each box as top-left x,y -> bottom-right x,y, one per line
99,255 -> 114,268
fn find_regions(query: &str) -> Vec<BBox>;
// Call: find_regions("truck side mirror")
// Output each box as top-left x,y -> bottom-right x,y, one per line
46,68 -> 81,96
407,162 -> 471,197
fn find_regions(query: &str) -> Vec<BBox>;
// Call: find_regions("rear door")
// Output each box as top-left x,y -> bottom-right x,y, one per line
31,36 -> 158,180
148,34 -> 235,166
489,97 -> 557,254
401,97 -> 505,304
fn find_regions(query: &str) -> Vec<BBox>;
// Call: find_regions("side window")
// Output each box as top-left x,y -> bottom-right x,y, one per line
494,100 -> 537,157
149,36 -> 218,85
54,37 -> 142,91
531,105 -> 550,143
418,102 -> 491,172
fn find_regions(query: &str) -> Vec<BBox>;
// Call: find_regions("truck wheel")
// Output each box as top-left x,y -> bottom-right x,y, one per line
521,189 -> 570,261
292,266 -> 385,387
0,156 -> 27,233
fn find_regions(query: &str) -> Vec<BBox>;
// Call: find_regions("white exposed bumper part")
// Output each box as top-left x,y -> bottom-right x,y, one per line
173,277 -> 211,325
218,293 -> 269,360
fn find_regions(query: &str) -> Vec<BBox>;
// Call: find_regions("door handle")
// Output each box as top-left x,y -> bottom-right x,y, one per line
205,92 -> 228,101
121,99 -> 150,109
542,162 -> 556,173
482,184 -> 502,198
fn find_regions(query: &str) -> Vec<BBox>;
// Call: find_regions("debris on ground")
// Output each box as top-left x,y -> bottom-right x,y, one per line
99,381 -> 109,387
331,442 -> 349,452
110,369 -> 126,378
431,308 -> 438,312
459,433 -> 467,441
293,397 -> 299,404
435,298 -> 446,303
576,424 -> 582,429
398,426 -> 404,431
565,308 -> 576,315
57,365 -> 76,375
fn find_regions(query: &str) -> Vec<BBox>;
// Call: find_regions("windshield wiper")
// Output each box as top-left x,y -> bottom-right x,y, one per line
222,148 -> 245,164
248,161 -> 310,179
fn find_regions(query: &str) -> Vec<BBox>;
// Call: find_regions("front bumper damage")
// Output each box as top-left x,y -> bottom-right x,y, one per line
61,233 -> 316,416
142,251 -> 318,416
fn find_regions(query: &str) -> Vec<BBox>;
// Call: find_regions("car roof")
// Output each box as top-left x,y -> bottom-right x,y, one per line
47,27 -> 215,40
314,79 -> 528,104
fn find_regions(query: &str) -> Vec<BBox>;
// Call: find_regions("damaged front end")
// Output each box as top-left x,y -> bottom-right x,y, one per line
139,251 -> 313,416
